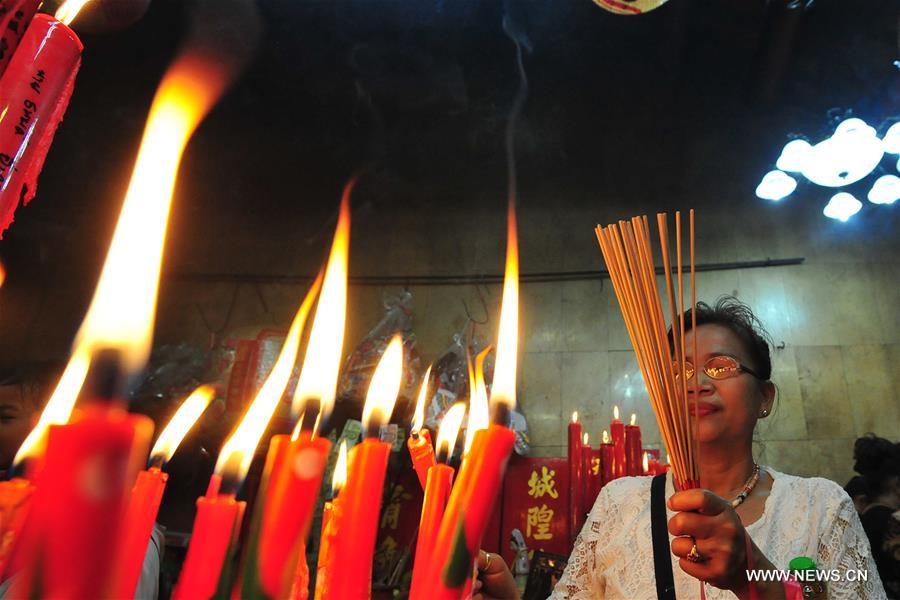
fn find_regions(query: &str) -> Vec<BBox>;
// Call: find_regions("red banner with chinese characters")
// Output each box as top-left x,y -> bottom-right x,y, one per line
499,456 -> 570,566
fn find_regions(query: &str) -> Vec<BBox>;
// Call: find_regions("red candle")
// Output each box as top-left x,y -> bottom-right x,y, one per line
314,440 -> 347,599
600,430 -> 614,488
10,403 -> 153,598
254,432 -> 330,597
0,0 -> 41,75
409,401 -> 465,597
625,413 -> 642,476
0,475 -> 34,578
0,13 -> 82,236
322,334 -> 404,599
113,467 -> 167,597
610,406 -> 626,480
408,364 -> 436,490
113,385 -> 214,599
407,429 -> 435,491
580,433 -> 593,520
588,446 -> 603,505
567,411 -> 583,543
172,475 -> 246,600
415,424 -> 516,600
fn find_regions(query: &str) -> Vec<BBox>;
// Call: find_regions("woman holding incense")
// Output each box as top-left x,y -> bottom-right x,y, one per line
475,298 -> 886,599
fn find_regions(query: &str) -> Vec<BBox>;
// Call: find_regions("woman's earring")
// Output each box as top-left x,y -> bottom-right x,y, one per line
759,409 -> 769,417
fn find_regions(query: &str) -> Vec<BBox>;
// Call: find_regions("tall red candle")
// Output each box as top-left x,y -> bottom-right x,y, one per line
600,430 -> 614,488
172,475 -> 246,600
624,413 -> 643,476
580,433 -> 593,522
409,401 -> 464,597
408,364 -> 436,490
610,406 -> 626,480
314,440 -> 347,599
567,411 -> 583,543
114,384 -> 214,599
253,432 -> 331,597
10,402 -> 153,599
322,334 -> 404,599
0,13 -> 82,236
407,429 -> 435,491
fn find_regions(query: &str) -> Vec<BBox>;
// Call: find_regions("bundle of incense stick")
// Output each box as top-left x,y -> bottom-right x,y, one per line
594,211 -> 700,489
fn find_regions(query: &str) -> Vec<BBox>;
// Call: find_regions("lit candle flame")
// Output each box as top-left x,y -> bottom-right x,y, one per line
0,259 -> 6,288
436,402 -> 466,462
643,451 -> 649,473
149,385 -> 215,466
215,276 -> 322,484
73,55 -> 233,379
583,433 -> 589,445
630,413 -> 636,426
361,334 -> 403,435
13,347 -> 90,466
332,440 -> 348,496
55,0 -> 93,26
602,430 -> 610,444
292,188 -> 352,430
410,364 -> 432,434
571,410 -> 578,423
614,405 -> 620,420
491,202 -> 519,417
463,346 -> 491,454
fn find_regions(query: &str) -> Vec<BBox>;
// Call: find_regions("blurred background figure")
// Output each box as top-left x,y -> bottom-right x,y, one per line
854,434 -> 900,599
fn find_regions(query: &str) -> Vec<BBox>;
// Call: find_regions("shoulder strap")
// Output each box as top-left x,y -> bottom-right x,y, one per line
651,473 -> 677,600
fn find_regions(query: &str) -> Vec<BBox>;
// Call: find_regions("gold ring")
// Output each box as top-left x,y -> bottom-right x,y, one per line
686,543 -> 704,563
482,551 -> 493,572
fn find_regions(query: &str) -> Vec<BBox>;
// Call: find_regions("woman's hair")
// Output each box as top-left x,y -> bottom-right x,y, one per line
854,434 -> 900,497
668,296 -> 773,380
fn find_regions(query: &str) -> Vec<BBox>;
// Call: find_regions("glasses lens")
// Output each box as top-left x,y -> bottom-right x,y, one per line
674,361 -> 695,380
705,355 -> 741,379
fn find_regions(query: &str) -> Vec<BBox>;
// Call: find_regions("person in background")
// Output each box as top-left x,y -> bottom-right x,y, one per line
846,475 -> 871,514
0,363 -> 164,600
855,434 -> 900,598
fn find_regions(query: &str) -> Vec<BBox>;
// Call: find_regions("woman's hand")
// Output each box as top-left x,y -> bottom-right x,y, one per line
471,550 -> 520,600
668,489 -> 785,600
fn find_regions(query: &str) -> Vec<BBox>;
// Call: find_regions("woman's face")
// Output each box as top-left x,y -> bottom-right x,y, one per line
682,324 -> 774,445
0,385 -> 39,469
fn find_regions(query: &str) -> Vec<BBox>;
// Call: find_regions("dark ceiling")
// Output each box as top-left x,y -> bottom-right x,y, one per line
0,0 -> 897,288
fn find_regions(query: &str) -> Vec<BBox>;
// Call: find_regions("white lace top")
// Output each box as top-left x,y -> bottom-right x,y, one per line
549,467 -> 887,599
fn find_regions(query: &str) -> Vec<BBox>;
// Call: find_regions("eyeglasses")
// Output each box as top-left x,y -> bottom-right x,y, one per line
675,355 -> 764,381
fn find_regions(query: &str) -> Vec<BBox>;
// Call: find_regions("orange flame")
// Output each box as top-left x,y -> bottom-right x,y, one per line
332,440 -> 348,496
491,202 -> 519,416
643,451 -> 650,473
55,0 -> 93,26
583,433 -> 589,445
361,334 -> 403,434
410,364 -> 432,434
613,405 -> 620,421
215,276 -> 322,483
74,57 -> 232,378
630,413 -> 636,426
571,411 -> 578,423
149,385 -> 215,465
0,259 -> 5,288
292,188 -> 352,430
463,348 -> 491,455
13,347 -> 90,466
602,430 -> 610,444
436,402 -> 466,461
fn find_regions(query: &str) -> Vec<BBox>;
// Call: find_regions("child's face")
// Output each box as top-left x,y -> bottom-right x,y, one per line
0,385 -> 39,468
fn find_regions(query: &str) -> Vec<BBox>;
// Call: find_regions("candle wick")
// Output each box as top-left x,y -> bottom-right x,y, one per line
364,410 -> 384,440
5,458 -> 28,481
299,398 -> 322,434
88,348 -> 126,402
490,402 -> 510,428
148,455 -> 165,471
